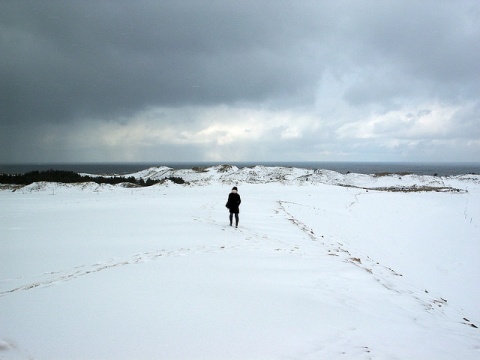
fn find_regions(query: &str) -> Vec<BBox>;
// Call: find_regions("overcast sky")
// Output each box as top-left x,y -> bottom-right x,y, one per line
1,1 -> 479,164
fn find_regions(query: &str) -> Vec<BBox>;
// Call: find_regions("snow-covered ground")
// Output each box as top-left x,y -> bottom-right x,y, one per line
1,166 -> 479,359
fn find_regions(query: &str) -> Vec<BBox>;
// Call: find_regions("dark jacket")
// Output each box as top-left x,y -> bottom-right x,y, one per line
226,190 -> 241,213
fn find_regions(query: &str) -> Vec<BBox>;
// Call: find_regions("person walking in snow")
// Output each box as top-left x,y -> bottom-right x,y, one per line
226,186 -> 241,227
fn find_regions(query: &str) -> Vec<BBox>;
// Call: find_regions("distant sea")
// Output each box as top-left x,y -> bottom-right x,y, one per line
1,162 -> 479,176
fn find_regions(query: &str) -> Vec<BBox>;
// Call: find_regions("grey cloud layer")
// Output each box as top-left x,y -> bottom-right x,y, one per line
1,1 -> 479,162
2,1 -> 325,124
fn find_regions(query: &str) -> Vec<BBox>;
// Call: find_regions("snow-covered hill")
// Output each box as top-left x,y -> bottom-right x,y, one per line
128,164 -> 477,191
1,166 -> 479,359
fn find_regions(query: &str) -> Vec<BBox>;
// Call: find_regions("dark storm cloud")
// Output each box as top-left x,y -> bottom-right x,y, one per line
2,1 -> 479,123
332,1 -> 480,109
1,1 -> 329,126
1,1 -> 479,163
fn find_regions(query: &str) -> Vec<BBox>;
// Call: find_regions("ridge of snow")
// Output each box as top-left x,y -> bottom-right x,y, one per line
2,165 -> 478,194
129,165 -> 479,191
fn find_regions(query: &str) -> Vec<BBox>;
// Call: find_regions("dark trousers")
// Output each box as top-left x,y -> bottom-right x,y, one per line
229,212 -> 239,226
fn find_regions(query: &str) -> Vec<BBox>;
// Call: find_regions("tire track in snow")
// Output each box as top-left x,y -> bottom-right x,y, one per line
0,245 -> 238,298
277,200 -> 479,330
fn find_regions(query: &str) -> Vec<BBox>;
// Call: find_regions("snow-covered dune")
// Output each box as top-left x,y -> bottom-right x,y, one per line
127,164 -> 477,190
1,166 -> 479,359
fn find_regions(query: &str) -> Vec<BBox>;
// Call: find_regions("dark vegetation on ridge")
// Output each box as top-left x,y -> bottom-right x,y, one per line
0,170 -> 187,186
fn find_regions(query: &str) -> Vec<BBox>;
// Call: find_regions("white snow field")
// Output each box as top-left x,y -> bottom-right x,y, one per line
1,166 -> 479,359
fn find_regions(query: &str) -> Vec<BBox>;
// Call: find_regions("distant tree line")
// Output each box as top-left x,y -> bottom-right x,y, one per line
0,170 -> 187,186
